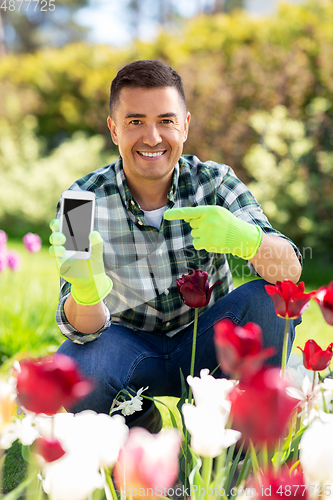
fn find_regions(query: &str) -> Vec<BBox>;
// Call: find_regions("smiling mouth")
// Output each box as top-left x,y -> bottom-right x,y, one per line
137,151 -> 166,158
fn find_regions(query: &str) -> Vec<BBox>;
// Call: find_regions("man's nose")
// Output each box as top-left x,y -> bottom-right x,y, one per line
142,124 -> 162,146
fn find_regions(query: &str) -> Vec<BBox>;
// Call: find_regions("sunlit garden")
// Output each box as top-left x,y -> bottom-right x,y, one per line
0,231 -> 332,498
1,0 -> 333,498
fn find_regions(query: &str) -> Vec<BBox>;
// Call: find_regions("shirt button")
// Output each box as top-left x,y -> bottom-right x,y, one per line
131,200 -> 135,206
166,322 -> 170,327
164,289 -> 169,295
138,220 -> 143,225
158,248 -> 163,255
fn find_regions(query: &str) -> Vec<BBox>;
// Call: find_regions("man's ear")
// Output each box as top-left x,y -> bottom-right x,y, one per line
183,111 -> 191,143
107,116 -> 118,146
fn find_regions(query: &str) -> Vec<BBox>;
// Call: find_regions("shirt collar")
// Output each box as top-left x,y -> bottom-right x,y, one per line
167,161 -> 179,204
114,155 -> 180,208
114,156 -> 134,209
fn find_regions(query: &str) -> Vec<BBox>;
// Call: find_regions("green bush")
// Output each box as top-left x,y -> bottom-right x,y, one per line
0,110 -> 114,239
243,99 -> 333,258
1,0 -> 333,256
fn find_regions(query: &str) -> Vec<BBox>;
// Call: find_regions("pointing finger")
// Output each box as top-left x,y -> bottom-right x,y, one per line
163,207 -> 204,222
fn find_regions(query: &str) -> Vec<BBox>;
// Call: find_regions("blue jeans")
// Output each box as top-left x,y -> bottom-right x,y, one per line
57,278 -> 301,414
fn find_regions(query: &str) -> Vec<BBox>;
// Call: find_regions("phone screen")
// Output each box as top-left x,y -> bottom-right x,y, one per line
62,198 -> 93,252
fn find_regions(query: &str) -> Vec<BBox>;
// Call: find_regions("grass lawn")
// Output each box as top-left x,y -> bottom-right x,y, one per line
0,242 -> 63,370
1,242 -> 333,492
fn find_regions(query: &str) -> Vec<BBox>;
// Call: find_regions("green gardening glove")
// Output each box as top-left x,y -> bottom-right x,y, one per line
49,219 -> 113,306
164,205 -> 263,260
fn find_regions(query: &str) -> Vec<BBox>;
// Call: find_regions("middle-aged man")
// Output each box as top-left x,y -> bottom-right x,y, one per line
50,60 -> 302,427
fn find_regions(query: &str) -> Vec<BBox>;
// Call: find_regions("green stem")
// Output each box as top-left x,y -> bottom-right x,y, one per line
188,308 -> 199,405
312,371 -> 316,392
0,447 -> 3,499
261,442 -> 268,471
281,318 -> 290,376
214,448 -> 226,477
184,308 -> 199,497
202,456 -> 213,499
104,468 -> 118,500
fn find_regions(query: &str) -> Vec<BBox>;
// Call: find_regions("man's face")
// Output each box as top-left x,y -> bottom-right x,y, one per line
107,86 -> 191,187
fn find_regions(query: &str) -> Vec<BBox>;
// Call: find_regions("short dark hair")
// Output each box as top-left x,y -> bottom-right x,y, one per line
109,59 -> 186,115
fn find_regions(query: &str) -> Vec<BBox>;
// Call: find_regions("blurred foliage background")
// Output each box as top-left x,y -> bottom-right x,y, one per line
0,0 -> 333,264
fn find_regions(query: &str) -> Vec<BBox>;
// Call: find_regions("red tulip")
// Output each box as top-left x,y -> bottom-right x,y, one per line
16,354 -> 94,415
177,270 -> 221,308
315,282 -> 333,326
265,280 -> 316,319
298,339 -> 333,371
214,319 -> 276,379
249,467 -> 308,500
229,367 -> 297,448
35,437 -> 66,463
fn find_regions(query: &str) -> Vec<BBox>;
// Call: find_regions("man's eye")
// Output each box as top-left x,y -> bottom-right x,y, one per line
130,120 -> 142,125
161,119 -> 172,124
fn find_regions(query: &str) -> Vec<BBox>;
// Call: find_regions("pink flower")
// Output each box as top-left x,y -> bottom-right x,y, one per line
0,230 -> 8,252
114,427 -> 181,499
7,251 -> 21,271
0,252 -> 8,272
315,282 -> 333,326
16,354 -> 95,415
23,232 -> 42,253
265,280 -> 316,319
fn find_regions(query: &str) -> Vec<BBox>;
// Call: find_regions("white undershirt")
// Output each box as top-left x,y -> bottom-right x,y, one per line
141,205 -> 167,229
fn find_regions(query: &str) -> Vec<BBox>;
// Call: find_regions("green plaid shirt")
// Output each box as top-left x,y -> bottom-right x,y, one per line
56,155 -> 301,344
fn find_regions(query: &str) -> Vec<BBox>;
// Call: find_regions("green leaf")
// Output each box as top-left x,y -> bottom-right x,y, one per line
272,424 -> 306,466
188,450 -> 203,500
176,368 -> 189,436
3,476 -> 34,500
225,443 -> 244,494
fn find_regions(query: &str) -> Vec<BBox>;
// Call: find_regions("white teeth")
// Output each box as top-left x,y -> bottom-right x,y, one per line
139,151 -> 164,157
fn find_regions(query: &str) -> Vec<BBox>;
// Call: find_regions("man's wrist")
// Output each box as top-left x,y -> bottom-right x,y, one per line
64,293 -> 107,334
228,220 -> 263,260
70,275 -> 113,306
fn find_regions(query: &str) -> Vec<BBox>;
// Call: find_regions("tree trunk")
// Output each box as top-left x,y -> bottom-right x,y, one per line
0,11 -> 6,56
213,0 -> 225,12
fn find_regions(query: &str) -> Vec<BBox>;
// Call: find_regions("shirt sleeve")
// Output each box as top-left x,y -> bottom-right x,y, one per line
217,165 -> 303,272
55,278 -> 112,344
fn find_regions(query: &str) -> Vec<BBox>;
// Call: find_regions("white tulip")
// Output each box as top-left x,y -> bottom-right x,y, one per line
42,451 -> 104,500
182,403 -> 240,458
51,410 -> 128,469
300,417 -> 333,485
187,369 -> 236,416
79,412 -> 129,468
